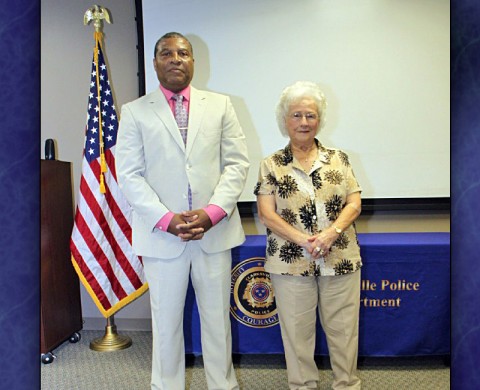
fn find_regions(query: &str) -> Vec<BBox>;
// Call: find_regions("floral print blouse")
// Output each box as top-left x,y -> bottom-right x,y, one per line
254,139 -> 362,277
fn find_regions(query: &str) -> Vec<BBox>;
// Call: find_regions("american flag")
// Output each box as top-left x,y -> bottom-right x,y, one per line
70,41 -> 148,317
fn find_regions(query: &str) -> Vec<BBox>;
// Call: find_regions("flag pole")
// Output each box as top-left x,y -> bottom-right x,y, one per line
83,4 -> 132,352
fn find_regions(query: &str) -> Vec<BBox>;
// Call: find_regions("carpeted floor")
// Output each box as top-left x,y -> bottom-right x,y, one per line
41,330 -> 450,389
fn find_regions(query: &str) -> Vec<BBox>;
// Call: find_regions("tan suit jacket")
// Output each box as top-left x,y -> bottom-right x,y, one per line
116,87 -> 249,258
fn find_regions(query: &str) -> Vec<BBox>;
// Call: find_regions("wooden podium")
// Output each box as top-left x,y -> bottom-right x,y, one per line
40,160 -> 82,363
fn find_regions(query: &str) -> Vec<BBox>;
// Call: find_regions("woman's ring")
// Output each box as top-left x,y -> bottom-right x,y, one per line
319,249 -> 325,256
315,246 -> 321,252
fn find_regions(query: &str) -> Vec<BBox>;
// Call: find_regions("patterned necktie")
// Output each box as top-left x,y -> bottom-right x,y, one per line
173,94 -> 188,145
172,94 -> 192,209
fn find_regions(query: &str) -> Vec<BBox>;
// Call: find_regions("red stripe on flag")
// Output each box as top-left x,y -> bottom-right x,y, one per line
70,239 -> 112,311
105,148 -> 117,182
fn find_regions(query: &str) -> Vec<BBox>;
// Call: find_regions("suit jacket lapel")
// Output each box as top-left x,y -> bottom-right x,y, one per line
186,87 -> 207,158
148,89 -> 185,152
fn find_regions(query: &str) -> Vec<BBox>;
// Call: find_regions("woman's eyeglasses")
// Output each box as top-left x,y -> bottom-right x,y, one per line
289,112 -> 318,122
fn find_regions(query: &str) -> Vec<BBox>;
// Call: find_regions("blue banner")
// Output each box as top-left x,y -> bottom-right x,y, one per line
184,233 -> 449,357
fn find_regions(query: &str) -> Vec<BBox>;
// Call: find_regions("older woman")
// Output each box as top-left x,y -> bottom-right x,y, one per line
254,81 -> 362,390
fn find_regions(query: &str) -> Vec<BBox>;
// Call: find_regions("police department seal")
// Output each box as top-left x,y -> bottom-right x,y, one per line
230,257 -> 279,328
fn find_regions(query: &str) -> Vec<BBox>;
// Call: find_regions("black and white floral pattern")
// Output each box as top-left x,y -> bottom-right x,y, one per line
277,175 -> 299,199
334,259 -> 355,275
338,150 -> 349,166
279,241 -> 303,264
280,208 -> 297,225
325,194 -> 343,221
310,170 -> 323,190
333,232 -> 350,250
299,200 -> 317,233
324,170 -> 343,185
267,236 -> 279,256
272,147 -> 293,166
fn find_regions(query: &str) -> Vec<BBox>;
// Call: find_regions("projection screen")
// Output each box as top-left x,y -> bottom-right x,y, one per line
136,0 -> 450,208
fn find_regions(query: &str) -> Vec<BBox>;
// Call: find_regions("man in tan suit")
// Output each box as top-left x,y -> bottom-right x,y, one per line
116,32 -> 249,390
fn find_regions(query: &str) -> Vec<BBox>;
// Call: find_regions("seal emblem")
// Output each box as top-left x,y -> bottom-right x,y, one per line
230,257 -> 279,328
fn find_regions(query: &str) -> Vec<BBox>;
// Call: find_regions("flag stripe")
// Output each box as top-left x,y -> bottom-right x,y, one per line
105,145 -> 118,182
70,240 -> 111,310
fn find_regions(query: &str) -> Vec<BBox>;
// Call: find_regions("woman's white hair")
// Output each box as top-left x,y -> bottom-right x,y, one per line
275,81 -> 327,137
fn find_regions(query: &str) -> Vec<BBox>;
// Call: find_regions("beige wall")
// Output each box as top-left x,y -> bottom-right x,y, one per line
41,0 -> 449,331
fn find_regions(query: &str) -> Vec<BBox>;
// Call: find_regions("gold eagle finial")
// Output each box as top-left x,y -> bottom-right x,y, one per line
84,5 -> 111,32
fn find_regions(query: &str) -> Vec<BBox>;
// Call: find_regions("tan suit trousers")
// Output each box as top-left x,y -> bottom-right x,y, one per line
271,270 -> 361,390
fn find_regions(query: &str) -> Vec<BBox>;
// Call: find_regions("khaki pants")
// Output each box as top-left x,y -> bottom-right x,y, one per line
271,271 -> 361,390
